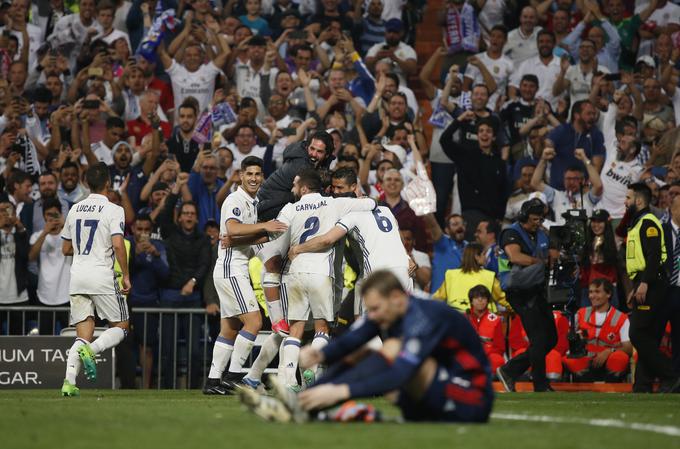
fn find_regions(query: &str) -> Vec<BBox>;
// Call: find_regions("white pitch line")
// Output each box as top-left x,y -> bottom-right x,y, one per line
491,413 -> 680,438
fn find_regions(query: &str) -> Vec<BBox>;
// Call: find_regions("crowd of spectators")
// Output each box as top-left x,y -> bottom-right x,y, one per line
0,0 -> 678,387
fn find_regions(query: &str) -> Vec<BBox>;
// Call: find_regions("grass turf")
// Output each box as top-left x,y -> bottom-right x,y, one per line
1,391 -> 679,449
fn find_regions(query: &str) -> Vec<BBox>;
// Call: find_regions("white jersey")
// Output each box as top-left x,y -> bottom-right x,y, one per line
166,60 -> 222,114
214,187 -> 258,279
337,207 -> 410,277
277,193 -> 376,277
464,51 -> 514,110
61,193 -> 125,295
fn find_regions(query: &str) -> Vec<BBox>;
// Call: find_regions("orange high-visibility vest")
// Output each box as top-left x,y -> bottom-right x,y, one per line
467,310 -> 505,357
577,306 -> 627,356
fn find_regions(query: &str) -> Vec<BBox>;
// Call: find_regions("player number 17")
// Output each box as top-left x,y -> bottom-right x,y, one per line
75,219 -> 99,255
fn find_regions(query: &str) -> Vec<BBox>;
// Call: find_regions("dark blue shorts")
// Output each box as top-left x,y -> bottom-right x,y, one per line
397,365 -> 493,423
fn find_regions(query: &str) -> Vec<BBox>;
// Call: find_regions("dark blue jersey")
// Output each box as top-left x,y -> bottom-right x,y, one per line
322,297 -> 492,398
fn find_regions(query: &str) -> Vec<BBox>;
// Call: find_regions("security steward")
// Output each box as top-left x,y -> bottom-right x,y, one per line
624,183 -> 679,393
496,198 -> 557,392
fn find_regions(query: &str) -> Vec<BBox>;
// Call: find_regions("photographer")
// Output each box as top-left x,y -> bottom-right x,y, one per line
496,198 -> 557,392
624,182 -> 679,393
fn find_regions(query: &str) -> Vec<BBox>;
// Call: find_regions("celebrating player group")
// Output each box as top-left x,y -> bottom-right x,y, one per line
59,132 -> 493,424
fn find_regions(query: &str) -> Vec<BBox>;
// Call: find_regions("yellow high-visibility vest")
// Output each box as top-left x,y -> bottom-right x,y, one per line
626,213 -> 667,279
433,268 -> 509,312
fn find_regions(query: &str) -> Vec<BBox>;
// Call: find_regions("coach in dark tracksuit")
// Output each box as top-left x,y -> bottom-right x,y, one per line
256,132 -> 334,221
624,183 -> 679,393
662,196 -> 680,377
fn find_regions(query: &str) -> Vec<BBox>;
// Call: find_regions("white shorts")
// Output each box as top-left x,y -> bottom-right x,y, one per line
354,267 -> 412,316
284,272 -> 334,322
69,292 -> 129,325
214,276 -> 260,318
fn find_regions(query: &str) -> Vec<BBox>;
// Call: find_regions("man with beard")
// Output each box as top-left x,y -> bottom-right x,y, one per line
599,129 -> 645,220
545,100 -> 605,190
510,30 -> 562,110
107,142 -> 133,191
273,169 -> 377,391
25,172 -> 69,234
167,99 -> 200,173
624,183 -> 680,393
255,131 -> 334,335
365,19 -> 417,86
463,25 -> 513,111
424,211 -> 467,293
25,88 -> 53,147
57,161 -> 88,209
553,39 -> 609,105
158,28 -> 230,115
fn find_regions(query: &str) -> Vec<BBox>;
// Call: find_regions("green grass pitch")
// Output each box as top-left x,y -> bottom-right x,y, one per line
1,391 -> 679,449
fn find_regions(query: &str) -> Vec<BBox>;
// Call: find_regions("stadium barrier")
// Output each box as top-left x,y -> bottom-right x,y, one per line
0,305 -> 276,389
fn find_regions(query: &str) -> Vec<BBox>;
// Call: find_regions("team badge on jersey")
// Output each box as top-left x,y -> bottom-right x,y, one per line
607,332 -> 616,342
233,207 -> 241,217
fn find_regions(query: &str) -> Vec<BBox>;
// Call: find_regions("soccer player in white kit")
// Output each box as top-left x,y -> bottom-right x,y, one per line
60,163 -> 131,396
274,169 -> 377,390
289,205 -> 412,315
203,156 -> 288,394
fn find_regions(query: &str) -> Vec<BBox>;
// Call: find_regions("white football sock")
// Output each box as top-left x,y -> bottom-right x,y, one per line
277,337 -> 286,381
282,337 -> 301,386
65,338 -> 87,384
208,336 -> 234,379
310,332 -> 330,375
90,327 -> 126,354
228,331 -> 256,374
267,299 -> 283,323
246,332 -> 283,382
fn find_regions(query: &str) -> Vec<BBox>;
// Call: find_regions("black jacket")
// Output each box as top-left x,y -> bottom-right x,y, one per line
662,221 -> 677,281
158,193 -> 211,290
440,119 -> 508,220
0,227 -> 29,298
257,140 -> 332,221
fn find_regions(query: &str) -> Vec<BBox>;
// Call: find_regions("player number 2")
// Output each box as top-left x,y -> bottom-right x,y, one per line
75,219 -> 99,255
372,209 -> 393,233
300,216 -> 320,243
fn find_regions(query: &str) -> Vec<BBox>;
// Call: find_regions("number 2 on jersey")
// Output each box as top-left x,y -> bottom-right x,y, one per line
75,219 -> 99,255
372,209 -> 393,232
300,216 -> 320,243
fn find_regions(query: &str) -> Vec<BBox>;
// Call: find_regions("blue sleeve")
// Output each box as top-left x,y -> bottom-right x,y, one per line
151,243 -> 170,278
591,130 -> 605,157
188,171 -> 202,199
321,318 -> 380,365
561,22 -> 585,60
347,319 -> 448,397
353,57 -> 376,85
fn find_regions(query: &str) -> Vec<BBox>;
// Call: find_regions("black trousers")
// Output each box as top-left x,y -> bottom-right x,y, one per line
630,280 -> 674,392
502,289 -> 558,390
669,286 -> 680,376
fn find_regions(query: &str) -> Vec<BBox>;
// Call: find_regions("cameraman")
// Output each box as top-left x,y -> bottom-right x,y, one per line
624,183 -> 679,393
497,198 -> 557,392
